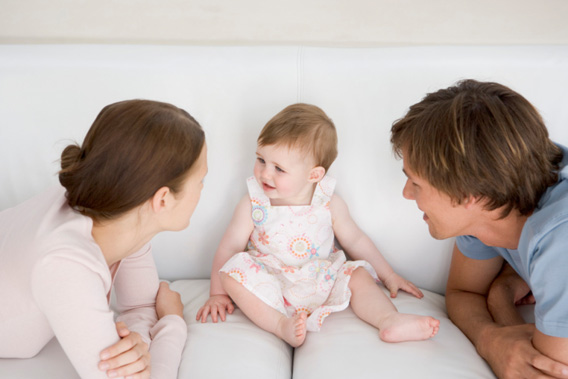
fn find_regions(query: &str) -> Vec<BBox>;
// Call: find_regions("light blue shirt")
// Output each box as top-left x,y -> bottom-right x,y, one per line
457,143 -> 568,338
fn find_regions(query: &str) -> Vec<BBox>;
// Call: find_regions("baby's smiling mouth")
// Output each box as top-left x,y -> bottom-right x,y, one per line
262,182 -> 275,191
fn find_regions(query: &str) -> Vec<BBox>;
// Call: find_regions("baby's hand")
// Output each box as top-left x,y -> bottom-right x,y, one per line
382,272 -> 424,299
196,294 -> 235,323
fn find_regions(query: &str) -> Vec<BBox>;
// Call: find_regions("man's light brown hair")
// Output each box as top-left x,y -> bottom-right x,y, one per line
391,79 -> 563,217
258,103 -> 338,171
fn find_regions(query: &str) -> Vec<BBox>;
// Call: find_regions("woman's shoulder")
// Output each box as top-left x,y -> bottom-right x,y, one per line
6,186 -> 110,277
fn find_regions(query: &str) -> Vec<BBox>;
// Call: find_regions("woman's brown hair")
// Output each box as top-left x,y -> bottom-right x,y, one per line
59,99 -> 205,221
391,79 -> 563,217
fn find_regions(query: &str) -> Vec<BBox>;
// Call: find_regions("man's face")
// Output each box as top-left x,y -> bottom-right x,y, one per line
401,158 -> 473,240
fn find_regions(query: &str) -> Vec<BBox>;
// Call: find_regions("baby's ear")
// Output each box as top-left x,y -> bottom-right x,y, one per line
309,166 -> 326,182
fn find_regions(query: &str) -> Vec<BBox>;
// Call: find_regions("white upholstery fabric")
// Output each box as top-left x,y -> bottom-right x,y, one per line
173,280 -> 293,379
0,45 -> 566,378
294,289 -> 494,378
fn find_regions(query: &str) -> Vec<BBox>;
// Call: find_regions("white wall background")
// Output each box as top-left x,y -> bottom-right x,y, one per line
1,0 -> 568,45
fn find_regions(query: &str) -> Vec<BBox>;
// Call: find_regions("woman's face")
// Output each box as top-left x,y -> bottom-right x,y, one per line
169,144 -> 208,231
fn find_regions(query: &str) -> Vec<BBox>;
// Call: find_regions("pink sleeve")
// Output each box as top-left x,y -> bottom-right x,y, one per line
31,255 -> 119,379
114,245 -> 187,379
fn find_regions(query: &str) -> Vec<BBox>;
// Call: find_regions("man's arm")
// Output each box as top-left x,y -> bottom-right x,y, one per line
446,244 -> 568,379
445,244 -> 504,351
487,262 -> 533,326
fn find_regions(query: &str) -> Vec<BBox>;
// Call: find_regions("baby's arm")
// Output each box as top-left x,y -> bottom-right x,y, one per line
196,195 -> 254,322
330,194 -> 423,299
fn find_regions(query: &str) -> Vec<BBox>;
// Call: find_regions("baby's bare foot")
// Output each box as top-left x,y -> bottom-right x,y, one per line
277,312 -> 308,347
378,313 -> 439,343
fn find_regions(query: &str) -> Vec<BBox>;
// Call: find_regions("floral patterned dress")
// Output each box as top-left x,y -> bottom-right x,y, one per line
220,175 -> 377,331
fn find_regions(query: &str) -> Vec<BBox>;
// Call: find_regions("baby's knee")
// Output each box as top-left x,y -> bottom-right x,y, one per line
351,266 -> 370,279
348,267 -> 371,287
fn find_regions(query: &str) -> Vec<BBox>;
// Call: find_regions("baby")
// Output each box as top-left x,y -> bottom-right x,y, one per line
197,103 -> 439,347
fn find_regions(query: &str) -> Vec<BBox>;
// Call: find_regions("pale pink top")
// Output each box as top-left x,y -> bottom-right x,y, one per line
0,186 -> 187,379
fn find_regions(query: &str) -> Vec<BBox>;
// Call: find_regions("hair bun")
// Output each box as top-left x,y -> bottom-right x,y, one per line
60,144 -> 82,171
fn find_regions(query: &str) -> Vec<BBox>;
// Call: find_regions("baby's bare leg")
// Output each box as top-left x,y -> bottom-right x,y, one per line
349,268 -> 439,342
220,273 -> 307,347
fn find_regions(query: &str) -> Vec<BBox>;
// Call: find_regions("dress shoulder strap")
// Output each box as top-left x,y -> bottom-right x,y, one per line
246,176 -> 270,207
312,175 -> 336,207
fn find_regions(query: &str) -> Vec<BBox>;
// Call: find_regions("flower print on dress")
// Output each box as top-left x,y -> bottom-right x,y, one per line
316,308 -> 332,328
250,261 -> 266,273
282,265 -> 296,274
323,269 -> 335,282
251,198 -> 268,226
308,261 -> 328,278
227,268 -> 247,285
343,266 -> 355,276
295,306 -> 311,316
308,245 -> 320,259
288,234 -> 312,260
288,205 -> 313,217
257,229 -> 270,245
250,250 -> 269,258
247,238 -> 258,252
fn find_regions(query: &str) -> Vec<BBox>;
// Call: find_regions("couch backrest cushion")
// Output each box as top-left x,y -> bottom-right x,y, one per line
1,45 -> 567,294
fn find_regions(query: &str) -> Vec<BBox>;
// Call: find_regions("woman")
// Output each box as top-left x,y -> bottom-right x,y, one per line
0,99 -> 207,378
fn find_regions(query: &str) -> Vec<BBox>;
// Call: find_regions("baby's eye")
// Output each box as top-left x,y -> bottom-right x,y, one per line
276,166 -> 285,173
257,157 -> 265,164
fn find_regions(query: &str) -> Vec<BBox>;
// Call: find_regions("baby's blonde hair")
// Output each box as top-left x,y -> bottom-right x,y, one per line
258,103 -> 338,171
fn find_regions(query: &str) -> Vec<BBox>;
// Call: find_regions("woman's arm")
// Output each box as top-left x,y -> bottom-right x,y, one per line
112,244 -> 187,379
31,256 -> 122,379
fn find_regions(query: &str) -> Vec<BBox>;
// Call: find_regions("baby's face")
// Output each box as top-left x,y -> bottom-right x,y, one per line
254,144 -> 318,206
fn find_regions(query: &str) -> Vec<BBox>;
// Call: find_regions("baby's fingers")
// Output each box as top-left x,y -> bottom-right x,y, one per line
218,306 -> 227,322
388,287 -> 399,298
197,306 -> 211,323
195,307 -> 204,321
211,306 -> 220,323
404,282 -> 424,298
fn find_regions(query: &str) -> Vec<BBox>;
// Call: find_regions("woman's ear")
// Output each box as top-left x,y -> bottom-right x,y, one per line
151,186 -> 171,213
308,166 -> 326,182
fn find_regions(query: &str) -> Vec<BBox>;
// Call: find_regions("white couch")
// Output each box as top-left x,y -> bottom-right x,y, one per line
1,45 -> 567,378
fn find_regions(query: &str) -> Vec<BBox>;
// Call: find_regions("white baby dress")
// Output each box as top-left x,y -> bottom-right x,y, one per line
220,175 -> 377,331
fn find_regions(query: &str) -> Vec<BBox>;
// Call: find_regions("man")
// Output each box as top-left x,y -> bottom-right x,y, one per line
390,79 -> 568,378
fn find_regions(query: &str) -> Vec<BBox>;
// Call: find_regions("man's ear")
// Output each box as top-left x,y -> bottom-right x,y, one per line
463,195 -> 481,210
309,166 -> 326,182
151,186 -> 171,213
